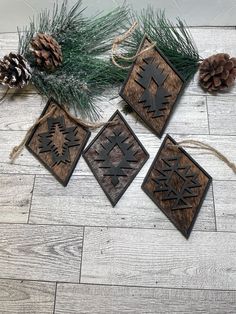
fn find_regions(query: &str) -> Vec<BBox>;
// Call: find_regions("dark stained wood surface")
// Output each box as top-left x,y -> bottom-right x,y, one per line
83,110 -> 149,206
142,135 -> 212,238
26,98 -> 90,186
120,36 -> 185,137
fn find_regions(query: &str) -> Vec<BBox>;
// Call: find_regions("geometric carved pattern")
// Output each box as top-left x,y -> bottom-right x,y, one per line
120,35 -> 185,138
83,110 -> 149,207
26,98 -> 90,186
152,156 -> 201,210
142,135 -> 212,239
95,129 -> 138,187
38,116 -> 80,167
136,57 -> 171,118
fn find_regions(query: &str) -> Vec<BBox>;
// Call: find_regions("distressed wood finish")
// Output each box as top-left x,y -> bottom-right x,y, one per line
26,98 -> 90,186
0,224 -> 83,282
0,279 -> 55,314
0,174 -> 34,223
142,135 -> 211,238
207,96 -> 236,135
0,27 -> 236,313
1,133 -> 235,181
120,36 -> 184,137
83,110 -> 149,206
29,176 -> 215,231
81,227 -> 236,290
214,180 -> 236,232
0,94 -> 209,134
55,283 -> 236,314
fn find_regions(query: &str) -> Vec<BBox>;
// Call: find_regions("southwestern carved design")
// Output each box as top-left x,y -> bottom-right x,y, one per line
142,135 -> 212,238
26,98 -> 90,186
120,36 -> 185,137
83,110 -> 149,206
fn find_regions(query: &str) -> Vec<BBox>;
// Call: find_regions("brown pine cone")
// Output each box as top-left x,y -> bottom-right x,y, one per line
199,53 -> 236,92
0,52 -> 32,88
30,33 -> 63,71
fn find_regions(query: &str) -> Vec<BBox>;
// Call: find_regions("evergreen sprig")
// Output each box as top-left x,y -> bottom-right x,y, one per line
123,8 -> 200,81
18,0 -> 128,120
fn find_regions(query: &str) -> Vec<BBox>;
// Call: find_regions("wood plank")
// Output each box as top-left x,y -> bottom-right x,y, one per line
168,134 -> 236,181
0,93 -> 44,131
81,227 -> 236,289
55,283 -> 236,314
0,279 -> 55,314
183,28 -> 236,96
0,224 -> 83,282
1,132 -> 235,181
0,33 -> 18,56
207,96 -> 236,135
29,175 -> 215,232
0,174 -> 34,223
214,180 -> 236,232
0,92 -> 208,134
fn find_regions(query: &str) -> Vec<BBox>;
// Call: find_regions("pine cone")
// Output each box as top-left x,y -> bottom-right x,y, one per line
30,33 -> 63,71
0,53 -> 32,88
199,53 -> 236,92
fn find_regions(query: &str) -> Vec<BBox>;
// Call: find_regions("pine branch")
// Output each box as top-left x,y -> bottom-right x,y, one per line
123,9 -> 200,81
18,0 -> 128,120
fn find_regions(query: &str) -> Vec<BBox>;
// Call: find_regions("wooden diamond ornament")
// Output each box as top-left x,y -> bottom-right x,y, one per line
83,110 -> 149,206
120,35 -> 185,138
26,98 -> 90,186
142,135 -> 212,238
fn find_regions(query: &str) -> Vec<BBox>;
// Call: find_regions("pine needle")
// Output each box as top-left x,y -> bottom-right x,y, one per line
18,0 -> 128,120
123,8 -> 200,81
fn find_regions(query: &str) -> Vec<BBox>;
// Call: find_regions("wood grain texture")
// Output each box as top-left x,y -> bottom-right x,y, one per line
142,135 -> 211,238
26,99 -> 90,186
214,180 -> 236,232
207,96 -> 236,135
0,174 -> 34,223
81,227 -> 236,289
55,283 -> 236,314
83,110 -> 149,206
0,93 -> 44,131
0,93 -> 209,134
29,175 -> 215,231
0,279 -> 55,314
0,224 -> 83,282
1,133 -> 235,181
120,37 -> 184,137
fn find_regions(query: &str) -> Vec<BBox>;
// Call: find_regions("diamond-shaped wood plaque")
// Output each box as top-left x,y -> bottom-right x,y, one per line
26,98 -> 90,186
142,135 -> 212,238
83,110 -> 149,206
120,35 -> 185,138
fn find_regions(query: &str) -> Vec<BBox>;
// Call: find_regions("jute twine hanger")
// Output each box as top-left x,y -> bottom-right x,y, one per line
167,140 -> 236,174
111,23 -> 236,175
111,21 -> 156,69
9,103 -> 117,163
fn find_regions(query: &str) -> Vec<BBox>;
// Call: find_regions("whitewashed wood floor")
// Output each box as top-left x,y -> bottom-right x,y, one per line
0,28 -> 236,314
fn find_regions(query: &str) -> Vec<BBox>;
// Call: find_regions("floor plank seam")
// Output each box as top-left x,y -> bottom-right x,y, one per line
53,282 -> 58,314
205,95 -> 211,135
60,281 -> 236,293
79,227 -> 85,284
0,277 -> 235,292
0,222 -> 233,233
27,174 -> 36,224
212,181 -> 218,232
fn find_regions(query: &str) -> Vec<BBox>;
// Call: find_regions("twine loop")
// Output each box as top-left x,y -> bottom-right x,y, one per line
168,139 -> 236,175
111,21 -> 156,69
9,103 -> 116,163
